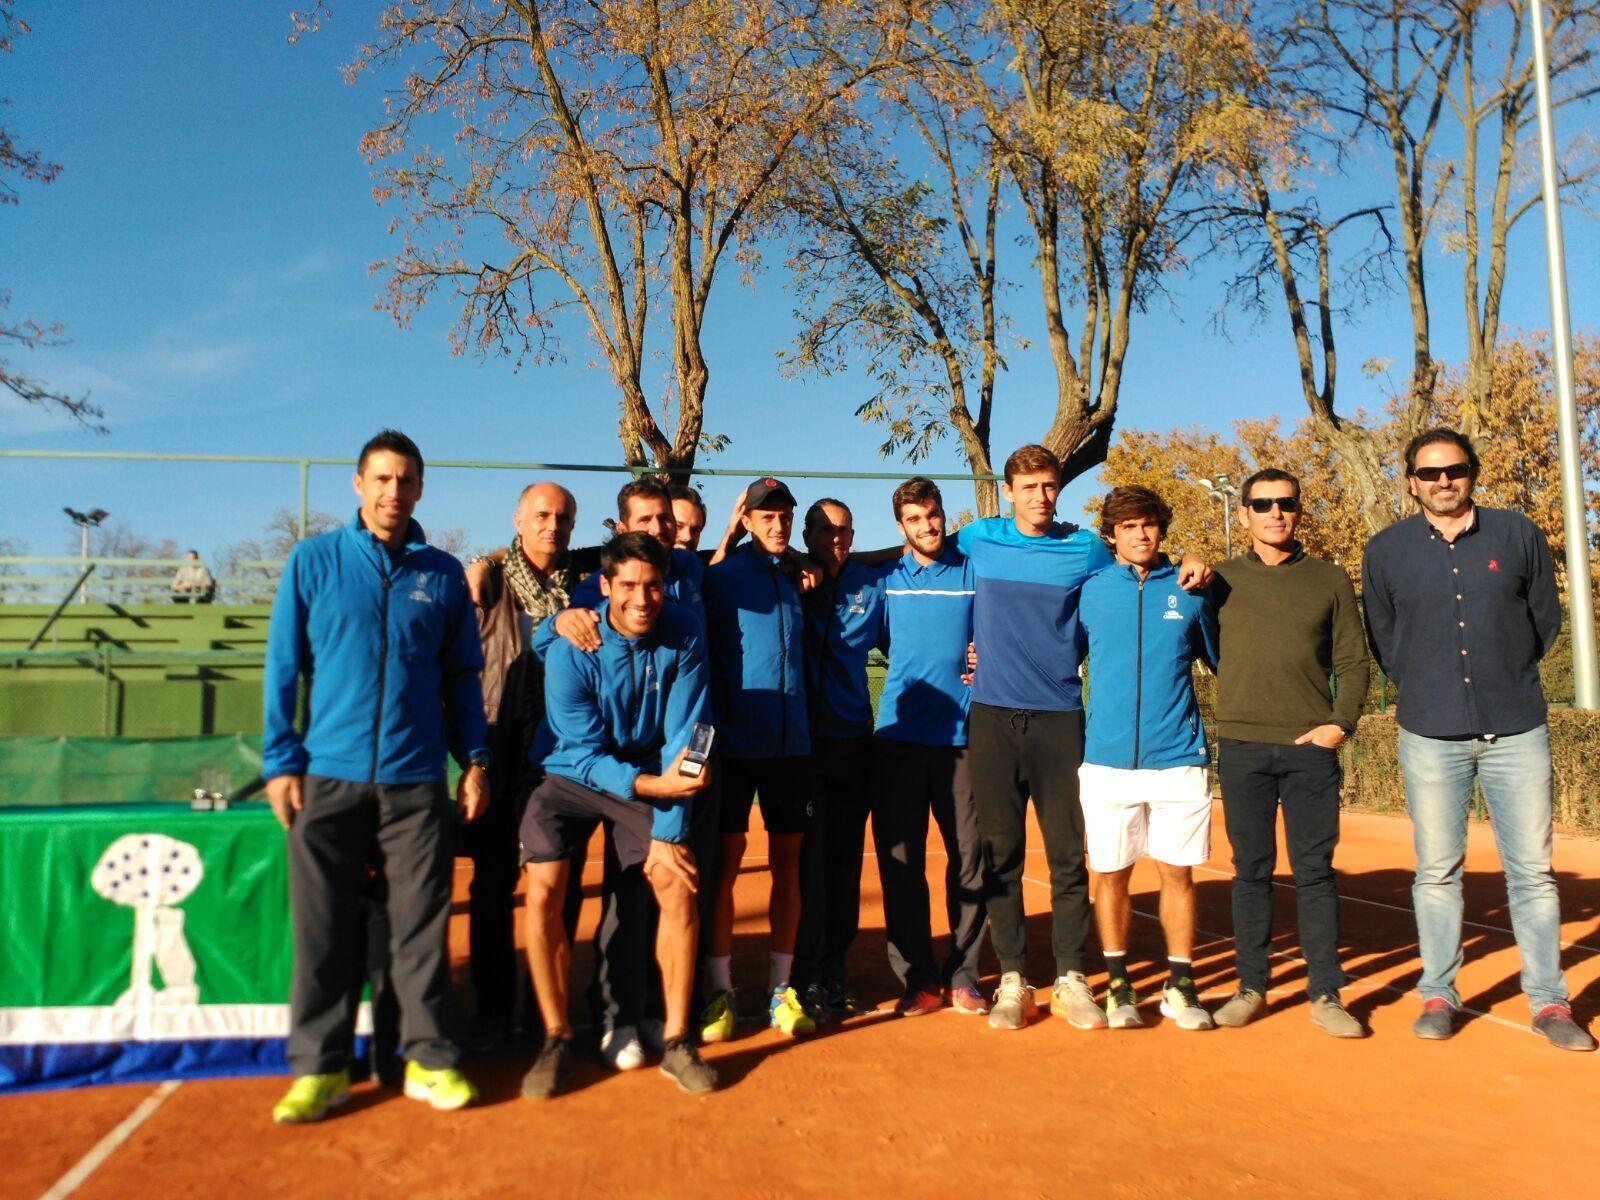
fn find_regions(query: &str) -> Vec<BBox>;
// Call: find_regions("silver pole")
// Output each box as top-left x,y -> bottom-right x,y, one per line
1529,0 -> 1599,709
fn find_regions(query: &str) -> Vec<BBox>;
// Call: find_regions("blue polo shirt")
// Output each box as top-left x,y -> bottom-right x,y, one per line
875,545 -> 976,747
803,559 -> 887,739
955,516 -> 1114,712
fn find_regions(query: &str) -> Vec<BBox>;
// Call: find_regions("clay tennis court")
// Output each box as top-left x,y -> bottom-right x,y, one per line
10,803 -> 1598,1200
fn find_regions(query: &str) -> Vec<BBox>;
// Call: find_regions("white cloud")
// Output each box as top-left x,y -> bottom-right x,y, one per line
223,249 -> 338,306
142,342 -> 255,378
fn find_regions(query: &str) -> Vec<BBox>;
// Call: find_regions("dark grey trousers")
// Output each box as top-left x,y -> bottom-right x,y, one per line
795,735 -> 874,993
288,775 -> 463,1074
872,738 -> 986,993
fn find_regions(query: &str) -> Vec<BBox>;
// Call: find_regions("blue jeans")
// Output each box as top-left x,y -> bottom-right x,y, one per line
1397,725 -> 1568,1014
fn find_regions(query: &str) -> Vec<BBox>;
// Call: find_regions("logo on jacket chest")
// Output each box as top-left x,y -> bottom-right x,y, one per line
845,590 -> 868,616
1161,593 -> 1182,620
408,572 -> 435,604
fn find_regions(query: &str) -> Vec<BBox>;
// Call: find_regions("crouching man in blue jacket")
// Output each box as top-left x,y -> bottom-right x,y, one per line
1078,485 -> 1219,1031
264,430 -> 489,1124
518,533 -> 720,1099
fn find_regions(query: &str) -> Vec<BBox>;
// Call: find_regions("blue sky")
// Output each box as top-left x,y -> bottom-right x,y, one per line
4,2 -> 1596,562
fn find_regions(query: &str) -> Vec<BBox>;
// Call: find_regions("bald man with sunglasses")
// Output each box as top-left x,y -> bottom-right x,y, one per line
1209,468 -> 1369,1038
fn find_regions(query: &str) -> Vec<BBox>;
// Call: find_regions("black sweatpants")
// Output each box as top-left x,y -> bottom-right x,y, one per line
795,736 -> 874,993
872,738 -> 986,993
1217,738 -> 1346,998
288,775 -> 463,1075
968,703 -> 1089,978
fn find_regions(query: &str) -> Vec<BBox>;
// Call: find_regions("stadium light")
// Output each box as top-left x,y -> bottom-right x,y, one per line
63,506 -> 110,605
1196,473 -> 1238,559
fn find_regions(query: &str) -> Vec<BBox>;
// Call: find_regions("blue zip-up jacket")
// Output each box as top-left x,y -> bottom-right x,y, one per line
703,544 -> 809,758
539,601 -> 710,843
263,512 -> 488,783
955,516 -> 1114,712
1079,559 -> 1218,770
803,559 -> 887,739
530,547 -> 705,661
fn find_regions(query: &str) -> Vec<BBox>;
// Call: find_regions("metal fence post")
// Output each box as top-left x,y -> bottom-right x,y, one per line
298,459 -> 310,541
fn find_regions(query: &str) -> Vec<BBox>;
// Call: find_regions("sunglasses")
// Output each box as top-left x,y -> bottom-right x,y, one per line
1411,463 -> 1472,482
1245,496 -> 1299,514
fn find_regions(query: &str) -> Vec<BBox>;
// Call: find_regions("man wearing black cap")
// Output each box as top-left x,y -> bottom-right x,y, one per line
699,477 -> 817,1039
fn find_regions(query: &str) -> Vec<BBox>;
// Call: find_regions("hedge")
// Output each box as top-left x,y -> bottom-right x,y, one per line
1339,709 -> 1600,837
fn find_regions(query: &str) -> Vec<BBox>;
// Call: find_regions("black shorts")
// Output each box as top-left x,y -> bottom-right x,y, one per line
519,774 -> 656,871
718,755 -> 814,836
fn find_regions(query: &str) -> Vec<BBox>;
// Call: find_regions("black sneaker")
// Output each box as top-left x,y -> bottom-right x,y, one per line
821,982 -> 859,1017
521,1035 -> 578,1100
659,1037 -> 720,1093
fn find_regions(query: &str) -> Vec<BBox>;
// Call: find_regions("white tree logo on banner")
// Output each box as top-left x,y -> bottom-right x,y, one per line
92,834 -> 204,1009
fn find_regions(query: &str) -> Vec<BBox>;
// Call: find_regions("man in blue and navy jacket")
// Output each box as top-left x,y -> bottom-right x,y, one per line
699,476 -> 817,1040
517,533 -> 719,1098
1079,485 -> 1220,1033
262,430 -> 487,1124
792,497 -> 885,1016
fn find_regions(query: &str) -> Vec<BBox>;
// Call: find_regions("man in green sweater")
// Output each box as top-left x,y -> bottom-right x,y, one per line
1210,468 -> 1369,1038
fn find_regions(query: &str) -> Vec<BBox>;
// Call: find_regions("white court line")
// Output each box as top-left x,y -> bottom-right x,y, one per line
39,1080 -> 180,1200
1018,872 -> 1536,1036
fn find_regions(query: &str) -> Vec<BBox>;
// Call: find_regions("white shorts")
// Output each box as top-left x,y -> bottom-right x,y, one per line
1077,763 -> 1211,873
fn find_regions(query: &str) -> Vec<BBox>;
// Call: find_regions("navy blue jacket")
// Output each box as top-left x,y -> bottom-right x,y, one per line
1080,560 -> 1217,769
539,601 -> 710,843
1362,507 -> 1561,738
703,544 -> 809,758
803,560 -> 887,739
263,512 -> 487,783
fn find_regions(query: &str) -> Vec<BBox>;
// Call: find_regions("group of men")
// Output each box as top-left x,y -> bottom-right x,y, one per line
259,424 -> 1594,1124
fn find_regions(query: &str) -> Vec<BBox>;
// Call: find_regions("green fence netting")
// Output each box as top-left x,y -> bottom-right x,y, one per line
0,735 -> 265,808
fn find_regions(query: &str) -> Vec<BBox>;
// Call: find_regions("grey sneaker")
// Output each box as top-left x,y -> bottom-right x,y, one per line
1532,1004 -> 1597,1052
659,1037 -> 720,1092
521,1035 -> 579,1100
1309,993 -> 1366,1039
1213,988 -> 1266,1028
1159,979 -> 1216,1031
1412,999 -> 1457,1041
987,971 -> 1038,1031
1105,977 -> 1143,1029
1051,971 -> 1108,1029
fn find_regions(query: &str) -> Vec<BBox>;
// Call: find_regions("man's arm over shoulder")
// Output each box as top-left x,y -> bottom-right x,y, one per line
262,543 -> 312,779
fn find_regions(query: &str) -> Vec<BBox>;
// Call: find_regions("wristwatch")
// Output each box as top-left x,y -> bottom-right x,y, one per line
466,749 -> 492,771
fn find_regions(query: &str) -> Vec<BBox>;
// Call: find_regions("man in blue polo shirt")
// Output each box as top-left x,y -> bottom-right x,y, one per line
871,477 -> 989,1019
263,429 -> 487,1123
516,533 -> 720,1098
959,444 -> 1207,1032
1363,428 -> 1594,1052
1079,485 -> 1219,1031
793,497 -> 886,1018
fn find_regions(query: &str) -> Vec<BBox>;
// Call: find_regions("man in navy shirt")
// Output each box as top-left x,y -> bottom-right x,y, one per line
793,498 -> 885,1018
517,533 -> 720,1098
958,445 -> 1207,1031
263,430 -> 487,1122
701,477 -> 817,1040
1078,486 -> 1219,1031
1363,428 -> 1594,1052
871,477 -> 989,1019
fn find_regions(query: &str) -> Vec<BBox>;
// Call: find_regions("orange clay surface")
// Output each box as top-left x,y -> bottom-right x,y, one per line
8,804 -> 1600,1200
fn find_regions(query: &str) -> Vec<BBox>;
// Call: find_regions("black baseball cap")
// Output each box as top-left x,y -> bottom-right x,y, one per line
745,476 -> 796,509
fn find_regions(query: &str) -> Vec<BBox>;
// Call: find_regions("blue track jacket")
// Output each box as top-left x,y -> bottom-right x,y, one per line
530,547 -> 705,661
1079,559 -> 1218,770
703,544 -> 809,759
803,560 -> 887,739
539,601 -> 710,843
263,512 -> 488,783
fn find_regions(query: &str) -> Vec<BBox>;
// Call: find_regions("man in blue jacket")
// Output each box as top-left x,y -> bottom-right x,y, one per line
263,430 -> 488,1124
793,498 -> 886,1018
1078,485 -> 1219,1031
870,477 -> 988,1020
517,533 -> 720,1099
700,477 -> 816,1040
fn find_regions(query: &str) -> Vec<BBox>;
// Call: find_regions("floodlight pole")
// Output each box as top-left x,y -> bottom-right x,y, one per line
1529,0 -> 1599,709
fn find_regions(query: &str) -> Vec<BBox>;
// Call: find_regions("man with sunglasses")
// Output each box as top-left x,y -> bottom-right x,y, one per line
1210,469 -> 1369,1037
1362,429 -> 1593,1051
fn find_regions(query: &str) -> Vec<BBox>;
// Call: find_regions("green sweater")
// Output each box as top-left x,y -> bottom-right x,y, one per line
1213,546 -> 1369,745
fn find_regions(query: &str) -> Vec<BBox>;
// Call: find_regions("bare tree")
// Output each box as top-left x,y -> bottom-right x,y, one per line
0,3 -> 104,431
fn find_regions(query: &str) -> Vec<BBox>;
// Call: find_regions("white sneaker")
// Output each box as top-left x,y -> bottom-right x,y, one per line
1160,982 -> 1216,1031
1050,971 -> 1108,1030
599,1025 -> 645,1071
